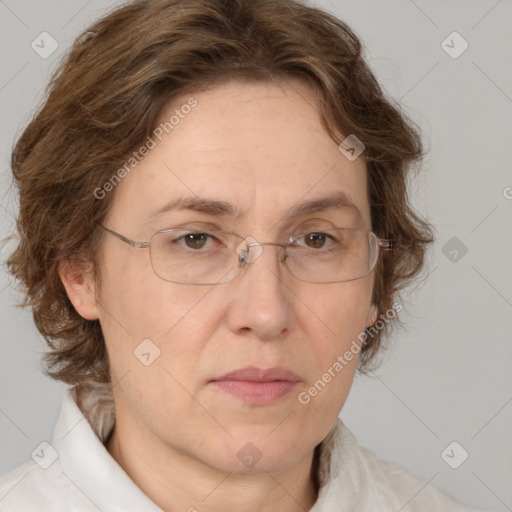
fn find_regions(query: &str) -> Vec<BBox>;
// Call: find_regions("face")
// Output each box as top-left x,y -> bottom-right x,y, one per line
75,78 -> 378,475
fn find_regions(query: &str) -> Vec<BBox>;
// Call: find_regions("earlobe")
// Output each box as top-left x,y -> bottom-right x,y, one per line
366,304 -> 378,328
58,258 -> 100,321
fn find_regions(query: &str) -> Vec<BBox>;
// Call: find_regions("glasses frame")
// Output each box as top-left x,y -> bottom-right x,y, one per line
96,223 -> 396,285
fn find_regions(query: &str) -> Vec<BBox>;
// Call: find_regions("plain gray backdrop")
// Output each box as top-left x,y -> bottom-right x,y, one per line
0,1 -> 511,510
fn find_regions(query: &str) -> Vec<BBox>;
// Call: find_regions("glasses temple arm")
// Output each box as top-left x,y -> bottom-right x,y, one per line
96,224 -> 149,249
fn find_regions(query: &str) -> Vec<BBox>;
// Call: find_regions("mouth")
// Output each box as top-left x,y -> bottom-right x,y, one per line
209,366 -> 301,405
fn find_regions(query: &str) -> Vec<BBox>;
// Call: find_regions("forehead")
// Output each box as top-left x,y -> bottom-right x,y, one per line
106,79 -> 370,233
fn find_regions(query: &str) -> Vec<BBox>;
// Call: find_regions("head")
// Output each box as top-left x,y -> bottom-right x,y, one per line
7,0 -> 433,474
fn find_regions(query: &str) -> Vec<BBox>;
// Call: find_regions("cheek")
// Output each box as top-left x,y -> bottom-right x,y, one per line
101,274 -> 219,384
289,281 -> 373,406
99,281 -> 218,418
98,245 -> 200,336
97,239 -> 222,354
304,280 -> 373,346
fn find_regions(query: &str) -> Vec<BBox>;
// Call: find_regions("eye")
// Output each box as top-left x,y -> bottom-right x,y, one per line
295,232 -> 336,249
176,232 -> 218,250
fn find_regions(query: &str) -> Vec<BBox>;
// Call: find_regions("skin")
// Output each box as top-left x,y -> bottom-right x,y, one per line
60,78 -> 378,512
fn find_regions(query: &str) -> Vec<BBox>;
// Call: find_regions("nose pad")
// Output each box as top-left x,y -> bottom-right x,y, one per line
236,236 -> 264,264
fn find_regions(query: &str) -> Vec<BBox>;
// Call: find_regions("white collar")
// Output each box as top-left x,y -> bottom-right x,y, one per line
52,386 -> 163,510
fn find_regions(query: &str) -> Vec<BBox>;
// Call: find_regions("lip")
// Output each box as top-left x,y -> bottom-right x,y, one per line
209,366 -> 301,405
213,365 -> 301,382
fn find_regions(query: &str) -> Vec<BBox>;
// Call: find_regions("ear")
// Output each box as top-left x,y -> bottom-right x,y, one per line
365,303 -> 378,328
58,256 -> 100,321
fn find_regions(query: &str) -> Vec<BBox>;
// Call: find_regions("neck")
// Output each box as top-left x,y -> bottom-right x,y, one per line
106,417 -> 320,512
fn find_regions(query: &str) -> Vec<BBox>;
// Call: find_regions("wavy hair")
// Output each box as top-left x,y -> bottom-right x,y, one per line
5,0 -> 434,390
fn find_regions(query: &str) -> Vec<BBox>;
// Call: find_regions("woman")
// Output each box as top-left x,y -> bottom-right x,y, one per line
0,0 -> 485,510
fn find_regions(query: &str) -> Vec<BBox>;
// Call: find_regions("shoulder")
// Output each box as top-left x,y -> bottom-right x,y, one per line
356,441 -> 486,511
319,420 -> 488,512
0,457 -> 95,511
0,457 -> 55,510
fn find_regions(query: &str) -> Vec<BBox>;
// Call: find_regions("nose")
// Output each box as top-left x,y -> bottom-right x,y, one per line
225,240 -> 293,340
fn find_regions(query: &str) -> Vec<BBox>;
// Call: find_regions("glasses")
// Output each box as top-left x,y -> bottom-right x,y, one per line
96,223 -> 394,285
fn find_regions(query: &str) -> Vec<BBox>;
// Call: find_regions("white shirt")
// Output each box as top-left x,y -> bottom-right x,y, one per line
0,386 -> 485,511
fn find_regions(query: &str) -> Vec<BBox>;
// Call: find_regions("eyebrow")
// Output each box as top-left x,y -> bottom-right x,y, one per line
146,191 -> 364,226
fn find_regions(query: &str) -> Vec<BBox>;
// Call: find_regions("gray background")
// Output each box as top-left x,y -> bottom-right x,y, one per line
0,1 -> 511,510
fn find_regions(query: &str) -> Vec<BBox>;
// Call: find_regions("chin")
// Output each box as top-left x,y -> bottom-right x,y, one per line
203,427 -> 308,475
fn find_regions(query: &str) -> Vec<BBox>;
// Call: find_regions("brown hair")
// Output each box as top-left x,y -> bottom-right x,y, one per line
5,0 -> 434,388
